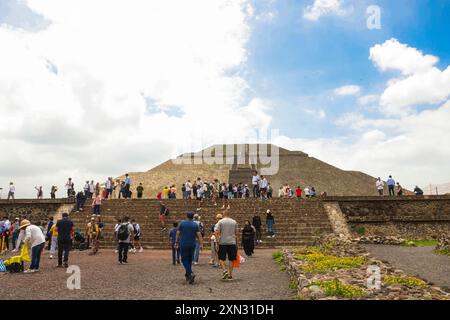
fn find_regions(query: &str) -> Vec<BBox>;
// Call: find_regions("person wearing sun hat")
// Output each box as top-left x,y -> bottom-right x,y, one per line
19,219 -> 46,273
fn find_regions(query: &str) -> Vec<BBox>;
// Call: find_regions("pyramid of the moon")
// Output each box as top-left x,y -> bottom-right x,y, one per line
119,144 -> 379,198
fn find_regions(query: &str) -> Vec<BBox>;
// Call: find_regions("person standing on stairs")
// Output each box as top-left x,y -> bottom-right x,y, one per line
266,209 -> 275,238
252,171 -> 260,198
159,201 -> 168,231
92,193 -> 102,216
252,212 -> 262,244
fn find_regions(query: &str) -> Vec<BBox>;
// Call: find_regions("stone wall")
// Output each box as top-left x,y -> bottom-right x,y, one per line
0,200 -> 74,225
328,196 -> 450,239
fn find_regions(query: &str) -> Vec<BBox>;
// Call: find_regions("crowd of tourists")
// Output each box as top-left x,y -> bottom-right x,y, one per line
375,175 -> 424,197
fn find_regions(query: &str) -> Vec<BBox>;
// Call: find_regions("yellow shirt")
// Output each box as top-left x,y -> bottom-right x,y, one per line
50,224 -> 58,237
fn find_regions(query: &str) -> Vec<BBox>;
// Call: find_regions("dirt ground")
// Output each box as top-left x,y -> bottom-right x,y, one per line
0,248 -> 294,300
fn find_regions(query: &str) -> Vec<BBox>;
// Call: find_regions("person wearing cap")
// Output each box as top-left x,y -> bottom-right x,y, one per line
175,211 -> 203,284
56,213 -> 74,268
19,219 -> 46,273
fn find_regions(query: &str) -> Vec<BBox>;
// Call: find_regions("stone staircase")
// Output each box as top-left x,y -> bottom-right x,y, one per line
228,163 -> 256,186
69,198 -> 333,249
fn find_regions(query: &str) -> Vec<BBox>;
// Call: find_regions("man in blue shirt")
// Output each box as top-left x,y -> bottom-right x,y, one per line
169,222 -> 180,265
176,212 -> 203,284
387,175 -> 396,197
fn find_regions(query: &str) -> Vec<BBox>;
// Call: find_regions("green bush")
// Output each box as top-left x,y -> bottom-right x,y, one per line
401,240 -> 437,247
435,248 -> 450,256
295,252 -> 365,273
355,227 -> 366,236
383,276 -> 426,287
313,279 -> 365,299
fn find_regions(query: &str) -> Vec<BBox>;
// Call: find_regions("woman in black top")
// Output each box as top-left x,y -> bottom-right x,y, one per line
242,220 -> 255,257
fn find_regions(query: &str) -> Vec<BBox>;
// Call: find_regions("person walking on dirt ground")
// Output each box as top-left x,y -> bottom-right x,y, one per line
176,211 -> 203,284
114,218 -> 121,253
192,214 -> 204,265
209,213 -> 222,268
242,220 -> 256,257
45,216 -> 54,251
117,216 -> 134,264
252,212 -> 262,244
131,219 -> 143,253
169,222 -> 180,265
159,201 -> 168,231
56,213 -> 74,268
215,210 -> 238,281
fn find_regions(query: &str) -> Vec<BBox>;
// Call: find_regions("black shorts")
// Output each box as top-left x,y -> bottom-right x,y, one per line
218,244 -> 237,261
134,235 -> 140,241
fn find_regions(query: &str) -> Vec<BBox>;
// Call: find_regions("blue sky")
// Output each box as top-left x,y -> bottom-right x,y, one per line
0,0 -> 449,197
246,0 -> 450,139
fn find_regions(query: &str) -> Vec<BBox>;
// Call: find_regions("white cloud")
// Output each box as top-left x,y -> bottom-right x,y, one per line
370,38 -> 450,115
0,0 -> 273,197
303,0 -> 351,21
358,94 -> 379,106
333,84 -> 361,96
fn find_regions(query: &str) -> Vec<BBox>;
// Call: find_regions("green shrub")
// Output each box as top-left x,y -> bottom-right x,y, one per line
435,248 -> 450,256
313,279 -> 365,299
355,227 -> 366,236
273,250 -> 285,271
295,253 -> 365,273
383,276 -> 426,287
401,240 -> 437,247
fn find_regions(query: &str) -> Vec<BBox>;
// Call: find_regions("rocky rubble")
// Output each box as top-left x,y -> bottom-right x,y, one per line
283,234 -> 450,300
352,235 -> 406,245
435,234 -> 450,254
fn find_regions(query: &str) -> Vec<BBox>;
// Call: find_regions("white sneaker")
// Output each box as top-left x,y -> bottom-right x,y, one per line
49,255 -> 53,259
193,262 -> 199,265
115,250 -> 118,253
133,248 -> 136,253
24,269 -> 36,273
139,248 -> 143,253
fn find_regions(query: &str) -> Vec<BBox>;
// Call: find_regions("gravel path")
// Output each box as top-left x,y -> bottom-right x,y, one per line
0,249 -> 293,300
364,245 -> 450,290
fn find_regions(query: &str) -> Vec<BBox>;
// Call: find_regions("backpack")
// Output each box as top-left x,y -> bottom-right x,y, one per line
199,222 -> 205,237
117,223 -> 130,241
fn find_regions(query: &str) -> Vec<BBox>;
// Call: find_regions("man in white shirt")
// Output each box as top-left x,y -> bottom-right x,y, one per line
260,176 -> 268,199
65,178 -> 74,198
252,171 -> 260,198
19,219 -> 46,273
376,177 -> 384,196
7,182 -> 15,200
185,180 -> 192,199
